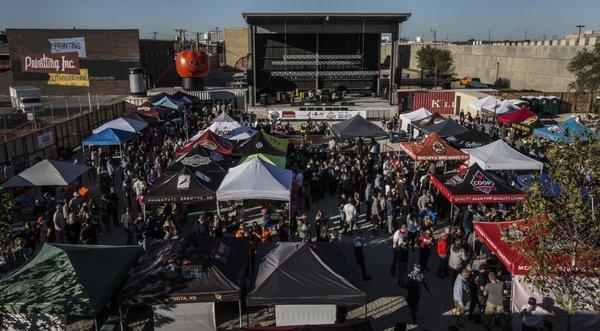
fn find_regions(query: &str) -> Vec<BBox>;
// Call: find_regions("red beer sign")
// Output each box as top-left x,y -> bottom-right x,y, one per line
21,52 -> 80,74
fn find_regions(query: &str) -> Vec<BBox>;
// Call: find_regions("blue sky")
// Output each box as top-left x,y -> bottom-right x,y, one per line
1,0 -> 598,41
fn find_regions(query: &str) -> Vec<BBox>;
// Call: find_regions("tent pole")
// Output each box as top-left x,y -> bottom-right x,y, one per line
450,203 -> 454,220
216,199 -> 220,216
364,304 -> 368,318
118,305 -> 124,331
238,300 -> 243,327
94,318 -> 98,331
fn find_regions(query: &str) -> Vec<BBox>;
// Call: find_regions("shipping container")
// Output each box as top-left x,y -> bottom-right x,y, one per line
411,90 -> 456,115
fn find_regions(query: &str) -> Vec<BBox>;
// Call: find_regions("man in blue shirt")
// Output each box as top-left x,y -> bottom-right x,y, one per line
453,268 -> 471,327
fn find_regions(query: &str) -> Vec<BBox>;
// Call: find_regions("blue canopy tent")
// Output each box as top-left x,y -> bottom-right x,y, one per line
533,118 -> 596,143
82,128 -> 134,156
513,173 -> 561,197
152,95 -> 185,110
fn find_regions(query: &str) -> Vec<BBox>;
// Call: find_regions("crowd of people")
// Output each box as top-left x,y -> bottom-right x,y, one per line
2,98 -> 557,330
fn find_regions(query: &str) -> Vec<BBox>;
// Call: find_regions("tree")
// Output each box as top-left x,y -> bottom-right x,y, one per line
0,192 -> 17,258
416,45 -> 455,80
521,138 -> 600,329
567,44 -> 600,93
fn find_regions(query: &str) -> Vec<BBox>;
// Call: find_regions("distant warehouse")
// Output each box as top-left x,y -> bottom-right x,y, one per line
5,29 -> 178,95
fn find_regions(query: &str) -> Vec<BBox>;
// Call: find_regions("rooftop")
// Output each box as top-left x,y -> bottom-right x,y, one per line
243,12 -> 411,24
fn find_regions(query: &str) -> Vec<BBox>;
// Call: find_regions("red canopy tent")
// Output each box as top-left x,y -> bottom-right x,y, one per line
497,107 -> 536,125
134,102 -> 168,119
176,129 -> 235,157
399,132 -> 470,161
474,220 -> 529,275
430,163 -> 527,204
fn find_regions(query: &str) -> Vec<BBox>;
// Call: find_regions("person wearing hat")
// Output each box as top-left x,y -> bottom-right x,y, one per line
520,297 -> 549,331
405,262 -> 431,323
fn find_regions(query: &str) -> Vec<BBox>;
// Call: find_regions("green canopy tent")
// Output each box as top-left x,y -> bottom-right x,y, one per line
0,244 -> 142,318
239,153 -> 286,168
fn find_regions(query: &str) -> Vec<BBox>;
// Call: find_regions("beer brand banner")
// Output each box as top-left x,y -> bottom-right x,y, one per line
21,52 -> 80,74
47,68 -> 90,87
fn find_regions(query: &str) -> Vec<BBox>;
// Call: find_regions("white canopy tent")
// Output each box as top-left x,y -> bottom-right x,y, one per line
462,139 -> 544,171
92,117 -> 148,134
468,95 -> 502,112
482,99 -> 517,115
399,107 -> 432,132
216,157 -> 292,202
190,122 -> 242,141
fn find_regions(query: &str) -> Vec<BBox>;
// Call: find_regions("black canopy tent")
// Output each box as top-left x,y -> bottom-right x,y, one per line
168,144 -> 231,174
330,115 -> 387,139
144,166 -> 223,204
232,130 -> 289,157
411,112 -> 445,131
444,129 -> 494,149
247,242 -> 367,307
422,118 -> 469,138
119,236 -> 249,327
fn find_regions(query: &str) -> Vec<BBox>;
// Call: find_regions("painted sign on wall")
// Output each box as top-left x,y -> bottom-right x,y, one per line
47,68 -> 90,87
20,52 -> 80,74
48,37 -> 87,58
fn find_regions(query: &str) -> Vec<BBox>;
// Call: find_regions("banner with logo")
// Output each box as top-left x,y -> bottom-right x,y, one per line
37,132 -> 55,150
21,52 -> 80,74
48,37 -> 87,58
47,68 -> 90,87
268,110 -> 367,121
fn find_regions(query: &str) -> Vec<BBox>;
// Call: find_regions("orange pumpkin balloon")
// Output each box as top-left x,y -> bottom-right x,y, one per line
176,50 -> 210,78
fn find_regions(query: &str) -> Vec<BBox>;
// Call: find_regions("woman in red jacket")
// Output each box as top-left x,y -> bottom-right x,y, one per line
436,231 -> 448,278
418,229 -> 434,271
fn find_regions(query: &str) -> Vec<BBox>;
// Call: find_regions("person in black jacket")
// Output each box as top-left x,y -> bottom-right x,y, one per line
192,215 -> 209,237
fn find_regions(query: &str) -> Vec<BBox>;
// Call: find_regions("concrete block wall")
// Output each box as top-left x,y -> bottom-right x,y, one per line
408,43 -> 594,92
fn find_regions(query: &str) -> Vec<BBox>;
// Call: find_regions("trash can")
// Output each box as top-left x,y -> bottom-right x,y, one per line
388,131 -> 404,143
544,96 -> 560,114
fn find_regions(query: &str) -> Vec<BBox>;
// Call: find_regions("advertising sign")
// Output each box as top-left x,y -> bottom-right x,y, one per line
48,68 -> 90,87
20,52 -> 80,74
48,37 -> 87,58
269,110 -> 367,121
37,132 -> 55,150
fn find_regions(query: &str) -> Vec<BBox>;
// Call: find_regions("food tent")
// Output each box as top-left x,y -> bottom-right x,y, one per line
410,113 -> 445,138
212,111 -> 237,123
217,157 -> 292,202
152,95 -> 185,110
1,159 -> 90,188
144,166 -> 223,204
462,139 -> 544,171
399,107 -> 432,132
240,153 -> 287,168
222,126 -> 258,141
82,128 -> 134,147
92,117 -> 148,134
171,91 -> 197,104
497,107 -> 536,125
233,130 -> 289,157
422,118 -> 469,138
474,221 -> 600,330
430,163 -> 527,204
247,242 -> 367,326
0,244 -> 142,329
399,133 -> 469,161
330,115 -> 387,139
444,130 -> 493,149
533,118 -> 596,143
118,236 -> 249,329
169,144 -> 230,174
513,173 -> 561,197
468,95 -> 502,112
176,129 -> 235,157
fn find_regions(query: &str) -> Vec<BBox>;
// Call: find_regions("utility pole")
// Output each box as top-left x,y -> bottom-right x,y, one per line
524,26 -> 528,41
152,31 -> 157,40
196,32 -> 201,51
488,29 -> 492,44
577,25 -> 585,44
430,29 -> 437,43
175,29 -> 186,51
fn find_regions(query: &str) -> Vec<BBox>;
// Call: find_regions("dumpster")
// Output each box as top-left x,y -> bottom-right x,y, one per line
544,95 -> 560,114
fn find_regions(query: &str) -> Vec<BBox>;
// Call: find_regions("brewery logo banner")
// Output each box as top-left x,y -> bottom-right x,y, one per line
21,52 -> 80,74
48,37 -> 87,58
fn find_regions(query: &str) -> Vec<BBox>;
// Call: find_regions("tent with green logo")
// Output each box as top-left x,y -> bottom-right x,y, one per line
239,153 -> 286,168
0,244 -> 142,317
